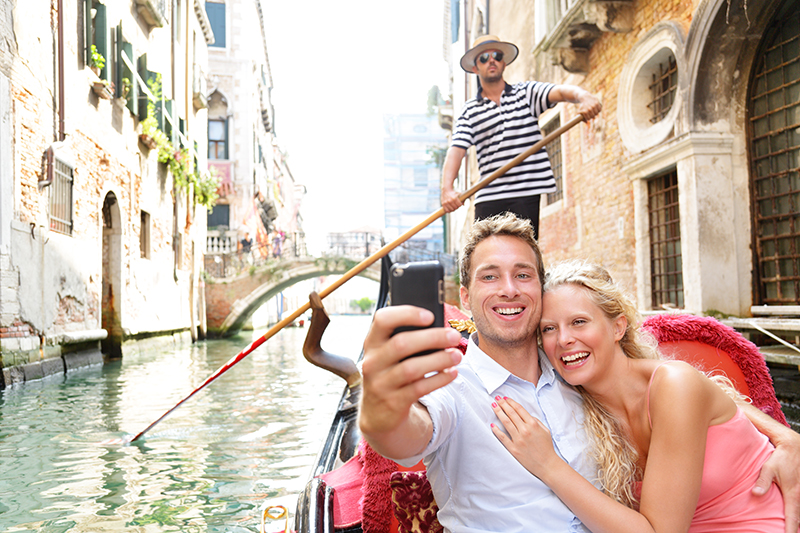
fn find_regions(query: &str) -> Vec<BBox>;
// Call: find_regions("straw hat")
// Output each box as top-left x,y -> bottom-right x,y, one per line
460,35 -> 519,73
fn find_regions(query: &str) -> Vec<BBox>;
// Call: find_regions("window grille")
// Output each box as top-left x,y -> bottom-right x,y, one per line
49,156 -> 74,235
748,9 -> 800,304
648,169 -> 683,308
648,55 -> 677,124
542,116 -> 563,204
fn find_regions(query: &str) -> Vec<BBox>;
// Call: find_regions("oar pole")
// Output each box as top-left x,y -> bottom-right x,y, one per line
128,113 -> 586,442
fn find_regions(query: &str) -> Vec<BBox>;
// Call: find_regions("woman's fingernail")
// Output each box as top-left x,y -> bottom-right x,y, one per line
495,395 -> 501,401
491,402 -> 497,408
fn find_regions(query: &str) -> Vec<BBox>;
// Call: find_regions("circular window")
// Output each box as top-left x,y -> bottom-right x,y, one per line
618,23 -> 685,153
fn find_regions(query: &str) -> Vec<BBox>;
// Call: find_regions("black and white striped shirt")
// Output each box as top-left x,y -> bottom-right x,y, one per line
451,81 -> 557,204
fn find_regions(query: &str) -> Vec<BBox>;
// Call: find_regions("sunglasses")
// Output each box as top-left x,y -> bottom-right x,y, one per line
478,51 -> 504,64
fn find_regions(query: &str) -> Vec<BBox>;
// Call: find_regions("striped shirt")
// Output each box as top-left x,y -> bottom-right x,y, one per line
451,81 -> 557,204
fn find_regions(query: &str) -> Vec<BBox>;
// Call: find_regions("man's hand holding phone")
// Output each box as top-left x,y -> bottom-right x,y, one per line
358,263 -> 463,459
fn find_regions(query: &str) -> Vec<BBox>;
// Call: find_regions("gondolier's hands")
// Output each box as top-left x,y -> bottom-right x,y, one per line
441,186 -> 463,213
576,91 -> 602,121
752,426 -> 800,533
358,306 -> 462,459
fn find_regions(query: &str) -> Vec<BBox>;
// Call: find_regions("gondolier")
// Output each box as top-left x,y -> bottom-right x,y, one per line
441,35 -> 603,238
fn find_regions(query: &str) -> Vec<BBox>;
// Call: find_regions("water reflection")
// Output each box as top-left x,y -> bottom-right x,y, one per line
0,315 -> 370,532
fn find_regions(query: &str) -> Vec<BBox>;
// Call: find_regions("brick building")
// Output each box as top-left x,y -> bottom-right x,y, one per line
0,0 -> 214,387
443,0 -> 800,328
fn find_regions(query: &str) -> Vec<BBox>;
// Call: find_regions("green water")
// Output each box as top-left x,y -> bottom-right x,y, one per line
0,315 -> 371,533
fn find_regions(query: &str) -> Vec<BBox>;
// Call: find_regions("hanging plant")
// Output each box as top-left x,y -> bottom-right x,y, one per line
194,169 -> 221,209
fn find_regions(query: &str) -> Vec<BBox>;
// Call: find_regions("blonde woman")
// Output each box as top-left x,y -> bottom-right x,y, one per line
491,260 -> 785,532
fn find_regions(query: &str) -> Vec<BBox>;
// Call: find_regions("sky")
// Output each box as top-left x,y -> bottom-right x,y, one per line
262,0 -> 451,256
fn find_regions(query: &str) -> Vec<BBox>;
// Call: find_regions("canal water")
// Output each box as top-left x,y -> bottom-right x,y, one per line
0,314 -> 372,533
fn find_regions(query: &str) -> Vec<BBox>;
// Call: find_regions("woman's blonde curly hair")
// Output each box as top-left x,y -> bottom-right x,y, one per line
543,259 -> 660,507
543,260 -> 745,507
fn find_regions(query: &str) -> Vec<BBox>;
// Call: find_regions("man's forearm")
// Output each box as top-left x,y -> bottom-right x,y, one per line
442,146 -> 465,192
361,402 -> 433,460
739,401 -> 793,443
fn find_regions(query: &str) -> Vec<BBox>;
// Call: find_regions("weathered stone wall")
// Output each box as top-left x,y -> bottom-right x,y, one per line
1,0 -> 212,386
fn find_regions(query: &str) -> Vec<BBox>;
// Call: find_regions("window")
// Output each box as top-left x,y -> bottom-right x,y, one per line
414,167 -> 428,187
209,118 -> 227,159
542,116 -> 563,204
617,23 -> 683,153
140,211 -> 151,259
84,0 -> 108,79
647,54 -> 677,124
207,203 -> 230,228
749,7 -> 800,304
49,155 -> 74,236
648,169 -> 683,308
206,1 -> 226,48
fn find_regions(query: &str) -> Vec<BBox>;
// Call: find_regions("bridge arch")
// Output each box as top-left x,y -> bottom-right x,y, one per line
205,257 -> 381,337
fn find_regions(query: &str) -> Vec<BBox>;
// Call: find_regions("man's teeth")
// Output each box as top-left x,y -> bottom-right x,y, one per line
562,352 -> 589,365
496,307 -> 523,315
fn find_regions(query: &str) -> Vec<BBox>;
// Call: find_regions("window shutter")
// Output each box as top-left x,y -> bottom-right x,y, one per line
94,2 -> 108,79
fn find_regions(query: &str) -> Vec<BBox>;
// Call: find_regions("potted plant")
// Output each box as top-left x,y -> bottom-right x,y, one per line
89,44 -> 105,76
120,77 -> 132,99
139,74 -> 163,149
139,115 -> 159,149
92,79 -> 114,99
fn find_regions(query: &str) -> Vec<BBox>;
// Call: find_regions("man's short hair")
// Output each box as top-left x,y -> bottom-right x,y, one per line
460,212 -> 544,288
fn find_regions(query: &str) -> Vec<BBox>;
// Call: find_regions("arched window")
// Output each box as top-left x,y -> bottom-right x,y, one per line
748,3 -> 800,305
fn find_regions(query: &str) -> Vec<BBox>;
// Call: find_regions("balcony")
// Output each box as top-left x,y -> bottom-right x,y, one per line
536,0 -> 634,74
193,64 -> 208,110
136,0 -> 169,28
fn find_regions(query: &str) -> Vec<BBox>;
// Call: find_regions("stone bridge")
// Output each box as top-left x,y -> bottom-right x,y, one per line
203,256 -> 382,337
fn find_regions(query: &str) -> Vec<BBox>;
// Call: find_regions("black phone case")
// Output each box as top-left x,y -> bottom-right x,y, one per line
390,261 -> 445,357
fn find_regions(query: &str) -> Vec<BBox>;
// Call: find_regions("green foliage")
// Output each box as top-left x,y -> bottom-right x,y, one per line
138,72 -> 219,210
194,169 -> 221,209
427,85 -> 443,115
426,146 -> 447,169
351,297 -> 375,313
89,45 -> 105,70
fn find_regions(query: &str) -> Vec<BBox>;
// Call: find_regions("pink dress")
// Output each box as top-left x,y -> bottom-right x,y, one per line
646,362 -> 784,532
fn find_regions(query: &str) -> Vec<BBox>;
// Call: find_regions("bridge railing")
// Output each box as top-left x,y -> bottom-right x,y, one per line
205,229 -> 308,279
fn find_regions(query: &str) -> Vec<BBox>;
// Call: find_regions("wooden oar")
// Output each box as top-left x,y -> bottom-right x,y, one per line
127,113 -> 585,442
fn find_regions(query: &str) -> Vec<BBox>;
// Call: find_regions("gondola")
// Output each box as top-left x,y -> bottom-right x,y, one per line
287,256 -> 789,533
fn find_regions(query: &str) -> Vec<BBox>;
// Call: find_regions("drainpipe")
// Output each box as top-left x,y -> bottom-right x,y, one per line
57,0 -> 65,140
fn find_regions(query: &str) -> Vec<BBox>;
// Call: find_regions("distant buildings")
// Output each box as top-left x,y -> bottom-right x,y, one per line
383,113 -> 449,254
203,0 -> 306,263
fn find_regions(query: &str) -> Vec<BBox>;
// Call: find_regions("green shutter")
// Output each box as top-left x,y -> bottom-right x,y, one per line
84,0 -> 92,66
118,28 -> 137,114
94,3 -> 107,79
137,54 -> 148,121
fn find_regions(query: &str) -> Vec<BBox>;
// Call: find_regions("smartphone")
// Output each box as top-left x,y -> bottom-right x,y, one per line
390,261 -> 445,357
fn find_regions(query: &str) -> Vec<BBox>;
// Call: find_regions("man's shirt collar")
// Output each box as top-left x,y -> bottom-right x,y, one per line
465,332 -> 555,394
476,82 -> 514,103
